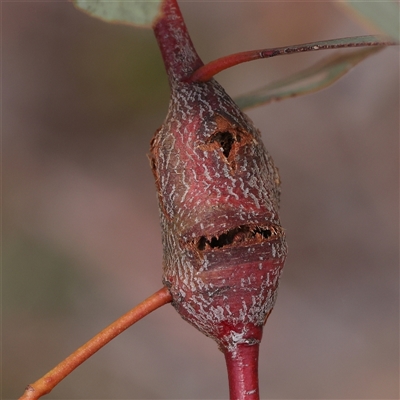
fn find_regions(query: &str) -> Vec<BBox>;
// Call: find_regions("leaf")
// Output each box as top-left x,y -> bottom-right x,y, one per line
73,0 -> 163,28
341,1 -> 399,40
234,46 -> 383,111
191,34 -> 395,83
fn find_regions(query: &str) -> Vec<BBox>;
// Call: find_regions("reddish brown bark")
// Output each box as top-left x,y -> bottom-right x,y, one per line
152,1 -> 287,398
153,0 -> 203,84
224,343 -> 261,400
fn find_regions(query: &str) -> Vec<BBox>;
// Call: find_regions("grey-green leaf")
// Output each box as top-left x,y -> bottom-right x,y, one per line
341,1 -> 399,40
235,46 -> 383,111
73,0 -> 163,27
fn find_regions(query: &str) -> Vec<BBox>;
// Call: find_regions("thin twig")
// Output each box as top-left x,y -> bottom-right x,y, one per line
19,287 -> 172,400
189,35 -> 397,82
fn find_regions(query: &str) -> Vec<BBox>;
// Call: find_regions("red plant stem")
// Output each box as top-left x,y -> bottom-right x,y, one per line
19,287 -> 172,400
153,0 -> 204,85
190,50 -> 259,83
189,35 -> 397,82
224,344 -> 261,400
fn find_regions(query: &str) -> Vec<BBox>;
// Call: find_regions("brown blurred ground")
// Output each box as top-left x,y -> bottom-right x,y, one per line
3,1 -> 399,399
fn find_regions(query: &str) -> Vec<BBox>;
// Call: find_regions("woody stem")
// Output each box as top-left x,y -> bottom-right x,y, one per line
224,343 -> 261,400
153,0 -> 204,85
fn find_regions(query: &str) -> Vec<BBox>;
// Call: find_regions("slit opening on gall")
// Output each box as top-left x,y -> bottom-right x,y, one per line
196,224 -> 278,251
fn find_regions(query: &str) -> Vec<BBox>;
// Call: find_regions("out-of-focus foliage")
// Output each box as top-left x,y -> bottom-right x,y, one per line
73,0 -> 163,27
341,1 -> 399,40
71,1 -> 397,112
5,1 -> 398,399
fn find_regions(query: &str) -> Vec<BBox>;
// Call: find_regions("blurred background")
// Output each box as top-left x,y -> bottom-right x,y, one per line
3,1 -> 399,399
